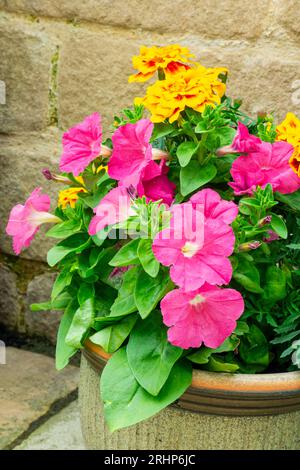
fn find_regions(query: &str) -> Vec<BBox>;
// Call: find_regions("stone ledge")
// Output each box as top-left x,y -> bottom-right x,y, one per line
0,347 -> 79,449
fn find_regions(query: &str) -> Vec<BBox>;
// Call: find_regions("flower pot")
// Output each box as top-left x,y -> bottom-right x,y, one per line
79,340 -> 300,450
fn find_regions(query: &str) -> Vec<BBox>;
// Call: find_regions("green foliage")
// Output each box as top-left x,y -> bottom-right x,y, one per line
90,314 -> 137,353
134,268 -> 172,319
180,161 -> 217,196
100,347 -> 192,432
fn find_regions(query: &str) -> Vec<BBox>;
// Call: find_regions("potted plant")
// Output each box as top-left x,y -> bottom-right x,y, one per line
6,44 -> 300,450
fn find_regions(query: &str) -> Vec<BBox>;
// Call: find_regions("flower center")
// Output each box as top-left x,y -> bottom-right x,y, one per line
181,241 -> 199,258
189,294 -> 206,306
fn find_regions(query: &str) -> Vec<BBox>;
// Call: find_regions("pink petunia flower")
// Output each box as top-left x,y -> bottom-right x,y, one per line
108,119 -> 154,187
60,112 -> 109,176
217,122 -> 262,156
229,141 -> 300,195
190,188 -> 238,225
160,283 -> 244,349
152,203 -> 235,291
137,160 -> 176,206
6,188 -> 60,255
88,186 -> 134,235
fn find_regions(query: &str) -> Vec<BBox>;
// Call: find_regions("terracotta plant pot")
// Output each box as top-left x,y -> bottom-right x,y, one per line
79,340 -> 300,450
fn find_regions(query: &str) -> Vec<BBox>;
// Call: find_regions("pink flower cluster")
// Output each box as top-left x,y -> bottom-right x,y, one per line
220,122 -> 300,195
89,118 -> 175,235
153,189 -> 244,350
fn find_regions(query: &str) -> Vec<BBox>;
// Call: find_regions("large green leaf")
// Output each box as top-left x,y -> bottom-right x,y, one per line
151,122 -> 174,141
65,284 -> 95,348
46,219 -> 82,239
239,324 -> 270,369
47,233 -> 91,267
55,299 -> 78,370
109,238 -> 140,267
30,292 -> 71,311
276,190 -> 300,211
134,269 -> 171,319
51,269 -> 73,302
233,257 -> 263,294
263,266 -> 286,303
110,267 -> 138,317
127,312 -> 183,395
270,213 -> 288,239
176,141 -> 199,167
206,356 -> 239,373
180,161 -> 217,196
100,347 -> 192,432
90,314 -> 137,353
137,238 -> 160,278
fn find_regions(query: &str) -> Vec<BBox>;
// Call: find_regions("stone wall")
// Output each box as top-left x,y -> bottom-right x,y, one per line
1,0 -> 300,343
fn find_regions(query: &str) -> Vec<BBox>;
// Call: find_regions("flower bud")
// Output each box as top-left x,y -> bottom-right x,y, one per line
42,168 -> 73,184
257,215 -> 272,227
238,241 -> 262,252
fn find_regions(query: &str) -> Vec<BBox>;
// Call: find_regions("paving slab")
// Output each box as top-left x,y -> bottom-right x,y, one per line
0,347 -> 79,449
14,400 -> 85,450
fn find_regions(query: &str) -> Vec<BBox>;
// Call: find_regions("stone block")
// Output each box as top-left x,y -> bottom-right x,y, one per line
0,265 -> 20,330
0,14 -> 55,132
25,272 -> 60,344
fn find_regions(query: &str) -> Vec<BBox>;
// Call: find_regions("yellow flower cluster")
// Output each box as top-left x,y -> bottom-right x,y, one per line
58,177 -> 87,209
128,44 -> 197,83
136,65 -> 227,123
276,112 -> 300,176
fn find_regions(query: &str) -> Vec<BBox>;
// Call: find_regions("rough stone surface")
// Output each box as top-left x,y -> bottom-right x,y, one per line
274,0 -> 300,37
0,265 -> 20,330
0,14 -> 54,132
79,355 -> 300,450
0,129 -> 62,261
25,272 -> 60,344
0,347 -> 79,449
57,28 -> 144,131
14,400 -> 85,450
2,1 -> 271,40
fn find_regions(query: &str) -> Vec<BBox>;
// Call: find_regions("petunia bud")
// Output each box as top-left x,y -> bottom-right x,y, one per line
238,241 -> 262,252
42,168 -> 73,184
257,215 -> 272,227
100,145 -> 112,158
151,148 -> 170,161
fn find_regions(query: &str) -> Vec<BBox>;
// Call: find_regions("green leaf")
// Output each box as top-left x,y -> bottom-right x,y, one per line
90,314 -> 137,353
180,161 -> 217,196
239,324 -> 270,368
134,269 -> 171,319
100,347 -> 192,432
30,292 -> 71,311
176,141 -> 198,167
206,356 -> 239,373
187,347 -> 213,364
55,299 -> 78,370
127,312 -> 182,395
270,213 -> 288,239
151,122 -> 174,141
51,269 -> 73,302
263,266 -> 286,303
109,238 -> 140,267
110,267 -> 138,317
234,321 -> 250,336
287,243 -> 300,250
65,284 -> 95,348
47,233 -> 91,267
233,257 -> 263,294
137,239 -> 160,278
276,190 -> 300,211
46,219 -> 82,239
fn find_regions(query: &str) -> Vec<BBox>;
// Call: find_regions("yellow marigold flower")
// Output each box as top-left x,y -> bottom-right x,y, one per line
136,66 -> 227,123
276,112 -> 300,176
129,44 -> 197,83
58,185 -> 87,210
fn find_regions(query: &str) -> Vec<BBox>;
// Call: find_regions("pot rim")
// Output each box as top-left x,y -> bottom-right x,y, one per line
83,339 -> 300,416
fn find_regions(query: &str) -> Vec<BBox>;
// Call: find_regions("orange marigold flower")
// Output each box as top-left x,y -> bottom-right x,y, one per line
136,66 -> 227,123
58,177 -> 87,209
276,112 -> 300,176
128,44 -> 197,83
